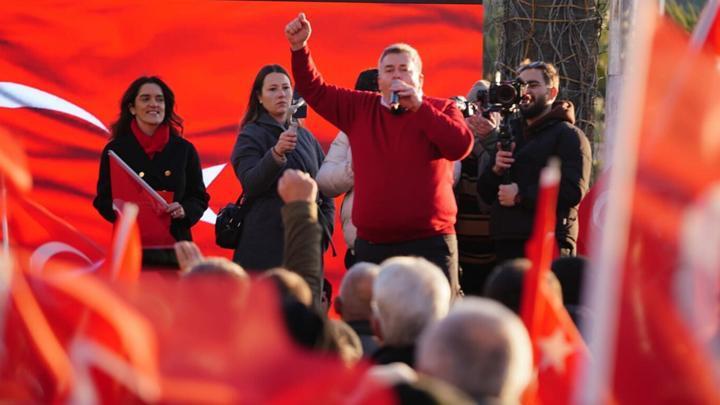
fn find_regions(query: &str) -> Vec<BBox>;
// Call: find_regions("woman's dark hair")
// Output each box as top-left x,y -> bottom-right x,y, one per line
240,64 -> 291,128
110,76 -> 184,140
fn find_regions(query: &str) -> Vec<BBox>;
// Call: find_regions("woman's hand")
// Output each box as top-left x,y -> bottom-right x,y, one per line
166,202 -> 185,219
274,126 -> 298,156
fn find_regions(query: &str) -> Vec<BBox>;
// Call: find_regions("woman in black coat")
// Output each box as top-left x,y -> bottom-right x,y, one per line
93,76 -> 209,267
231,64 -> 334,271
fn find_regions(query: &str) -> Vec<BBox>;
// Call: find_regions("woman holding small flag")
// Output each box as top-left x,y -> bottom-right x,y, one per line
93,76 -> 209,268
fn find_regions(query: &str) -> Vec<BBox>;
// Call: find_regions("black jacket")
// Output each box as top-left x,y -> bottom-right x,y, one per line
230,113 -> 334,271
478,101 -> 591,251
93,132 -> 210,243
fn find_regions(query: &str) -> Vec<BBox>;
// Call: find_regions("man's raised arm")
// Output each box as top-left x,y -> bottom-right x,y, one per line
285,12 -> 363,133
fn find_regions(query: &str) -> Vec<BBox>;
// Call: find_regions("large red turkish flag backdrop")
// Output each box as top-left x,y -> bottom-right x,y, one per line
0,1 -> 484,290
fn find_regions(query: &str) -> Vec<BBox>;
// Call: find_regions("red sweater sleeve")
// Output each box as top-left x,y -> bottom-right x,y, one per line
415,99 -> 474,161
291,46 -> 364,132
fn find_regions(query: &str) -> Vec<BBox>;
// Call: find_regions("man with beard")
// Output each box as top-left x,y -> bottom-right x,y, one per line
478,60 -> 591,261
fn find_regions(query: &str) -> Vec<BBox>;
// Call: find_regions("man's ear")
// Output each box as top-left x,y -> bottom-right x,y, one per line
547,86 -> 559,103
334,297 -> 343,316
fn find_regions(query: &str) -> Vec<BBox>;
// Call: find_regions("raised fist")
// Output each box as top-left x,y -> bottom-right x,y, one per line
285,12 -> 312,51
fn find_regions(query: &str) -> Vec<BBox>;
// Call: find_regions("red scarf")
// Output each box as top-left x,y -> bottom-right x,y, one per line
131,120 -> 170,159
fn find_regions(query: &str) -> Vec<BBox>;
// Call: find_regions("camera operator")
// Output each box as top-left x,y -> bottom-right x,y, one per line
453,80 -> 502,295
478,61 -> 591,261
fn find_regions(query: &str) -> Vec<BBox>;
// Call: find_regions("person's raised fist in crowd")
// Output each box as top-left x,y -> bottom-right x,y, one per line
278,169 -> 317,204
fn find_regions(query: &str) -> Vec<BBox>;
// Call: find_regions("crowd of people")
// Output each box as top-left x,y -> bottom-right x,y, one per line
93,11 -> 593,403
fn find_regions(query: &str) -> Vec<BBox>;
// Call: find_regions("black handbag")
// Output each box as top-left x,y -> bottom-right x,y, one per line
215,194 -> 251,249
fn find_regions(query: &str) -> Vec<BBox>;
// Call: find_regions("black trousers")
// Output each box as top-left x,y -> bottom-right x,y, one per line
494,239 -> 528,263
355,234 -> 460,297
459,260 -> 497,296
142,248 -> 179,269
495,238 -> 575,264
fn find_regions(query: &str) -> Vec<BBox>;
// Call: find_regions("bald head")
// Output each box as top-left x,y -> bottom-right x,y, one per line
372,256 -> 451,346
336,262 -> 380,321
417,297 -> 533,403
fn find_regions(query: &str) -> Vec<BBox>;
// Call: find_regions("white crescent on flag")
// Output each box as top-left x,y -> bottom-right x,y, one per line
29,241 -> 104,276
0,82 -> 108,132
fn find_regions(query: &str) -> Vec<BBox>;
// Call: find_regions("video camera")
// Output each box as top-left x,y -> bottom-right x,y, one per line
451,95 -> 478,118
452,73 -> 524,120
487,77 -> 523,112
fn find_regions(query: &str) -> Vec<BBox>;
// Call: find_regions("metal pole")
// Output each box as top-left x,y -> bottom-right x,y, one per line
602,0 -> 637,168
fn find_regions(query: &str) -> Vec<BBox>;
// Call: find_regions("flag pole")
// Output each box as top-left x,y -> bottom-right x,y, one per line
0,175 -> 12,360
577,2 -> 656,403
690,0 -> 720,50
1,175 -> 9,258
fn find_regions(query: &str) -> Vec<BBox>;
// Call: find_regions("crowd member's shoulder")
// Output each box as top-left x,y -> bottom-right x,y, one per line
558,121 -> 589,147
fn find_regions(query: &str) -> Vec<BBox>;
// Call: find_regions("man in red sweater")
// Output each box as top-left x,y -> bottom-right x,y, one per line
285,13 -> 473,295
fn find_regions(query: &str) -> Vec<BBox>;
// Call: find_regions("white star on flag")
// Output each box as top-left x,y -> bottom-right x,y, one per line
538,328 -> 575,374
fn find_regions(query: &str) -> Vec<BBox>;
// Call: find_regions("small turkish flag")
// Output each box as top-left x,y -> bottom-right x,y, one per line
520,160 -> 589,405
108,151 -> 174,248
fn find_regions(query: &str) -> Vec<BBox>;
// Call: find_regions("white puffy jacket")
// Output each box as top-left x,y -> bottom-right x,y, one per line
316,131 -> 356,251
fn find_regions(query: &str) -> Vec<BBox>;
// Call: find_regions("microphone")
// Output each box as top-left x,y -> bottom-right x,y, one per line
389,91 -> 403,114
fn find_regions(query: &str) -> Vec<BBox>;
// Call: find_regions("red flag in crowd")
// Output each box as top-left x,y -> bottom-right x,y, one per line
33,272 -> 162,403
114,275 -> 394,404
0,124 -> 31,194
0,261 -> 161,402
104,202 -> 142,282
3,255 -> 393,403
4,192 -> 105,277
581,9 -> 720,404
576,173 -> 607,256
520,160 -> 588,405
0,262 -> 73,401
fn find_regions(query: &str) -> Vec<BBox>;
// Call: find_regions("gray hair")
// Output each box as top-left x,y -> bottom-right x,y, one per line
372,256 -> 451,346
185,257 -> 248,280
338,262 -> 381,320
378,43 -> 423,73
467,79 -> 490,103
417,297 -> 533,403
